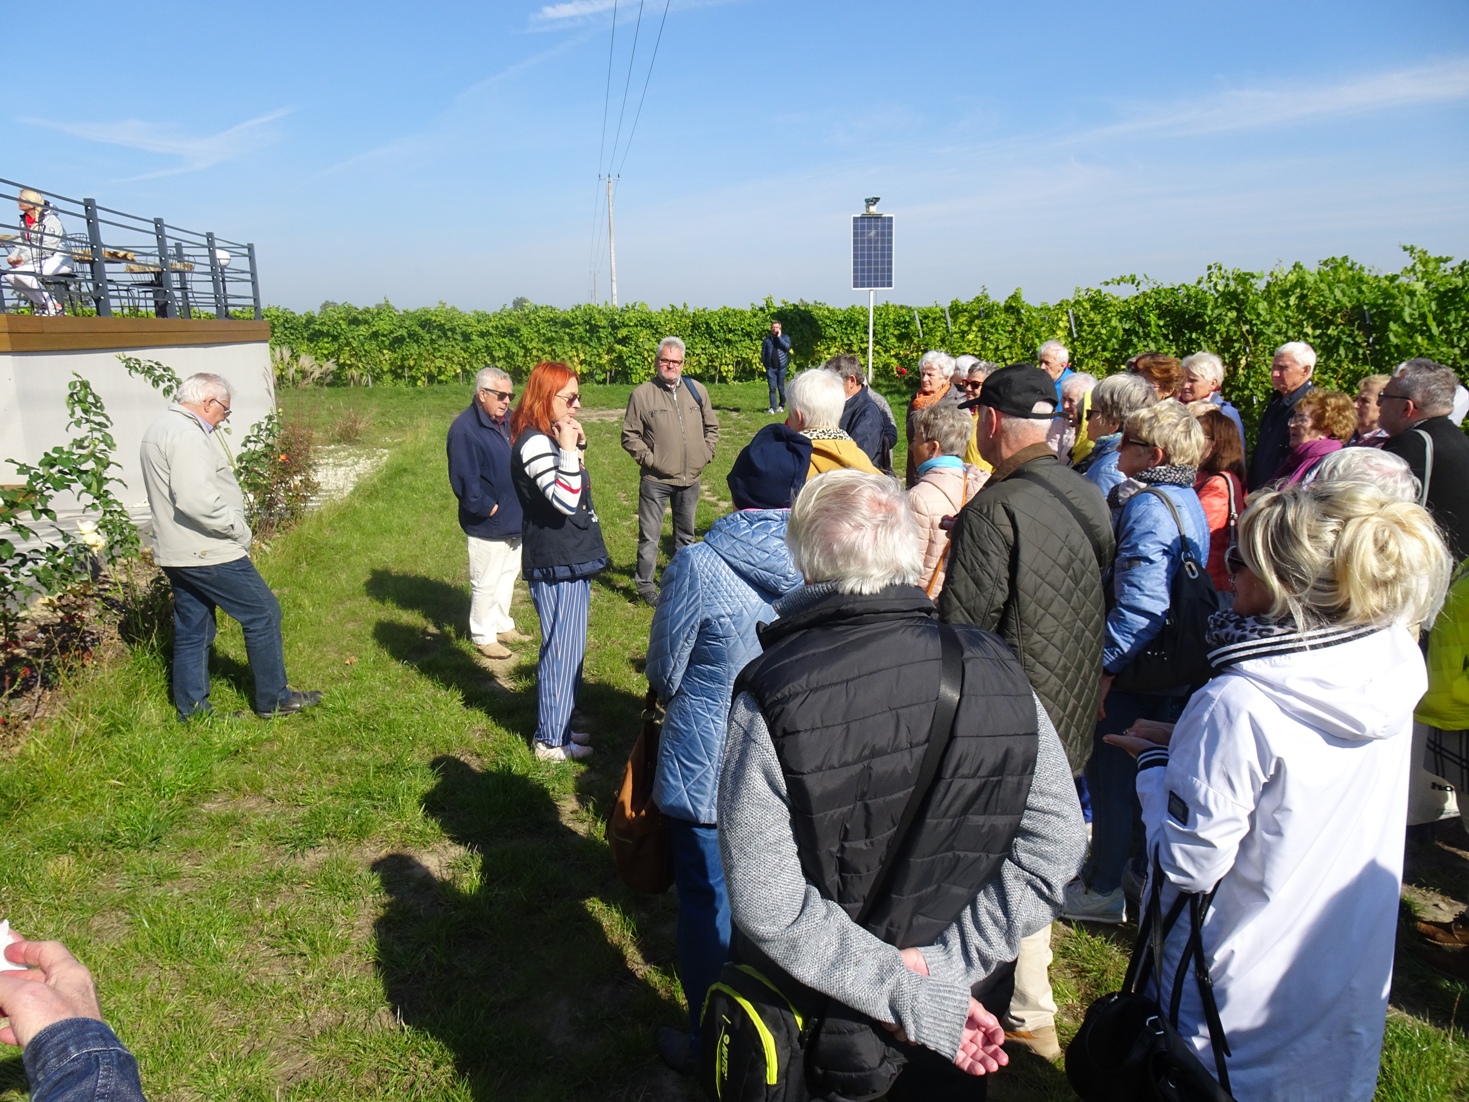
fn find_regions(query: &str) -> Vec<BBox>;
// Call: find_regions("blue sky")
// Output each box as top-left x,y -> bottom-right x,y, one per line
5,0 -> 1466,312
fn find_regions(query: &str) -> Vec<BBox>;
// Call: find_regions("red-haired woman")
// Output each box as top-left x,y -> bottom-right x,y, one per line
510,362 -> 609,762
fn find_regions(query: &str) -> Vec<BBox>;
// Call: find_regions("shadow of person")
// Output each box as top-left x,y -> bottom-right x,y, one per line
373,755 -> 687,1099
372,619 -> 538,731
365,568 -> 469,636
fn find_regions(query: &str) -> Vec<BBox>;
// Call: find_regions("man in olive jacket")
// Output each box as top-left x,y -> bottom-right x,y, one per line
937,363 -> 1114,1060
621,337 -> 720,605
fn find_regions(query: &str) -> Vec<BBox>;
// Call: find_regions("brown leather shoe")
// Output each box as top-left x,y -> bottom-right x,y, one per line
498,628 -> 533,644
1415,909 -> 1469,949
476,641 -> 513,659
1004,1024 -> 1061,1061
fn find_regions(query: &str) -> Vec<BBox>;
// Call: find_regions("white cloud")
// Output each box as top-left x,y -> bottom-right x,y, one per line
21,108 -> 290,177
534,0 -> 617,21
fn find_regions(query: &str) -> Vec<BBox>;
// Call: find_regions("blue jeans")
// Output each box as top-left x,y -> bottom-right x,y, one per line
164,558 -> 289,718
766,364 -> 787,410
1083,688 -> 1188,893
667,817 -> 730,1050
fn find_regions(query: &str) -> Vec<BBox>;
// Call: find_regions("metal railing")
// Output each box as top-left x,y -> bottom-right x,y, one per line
0,177 -> 262,320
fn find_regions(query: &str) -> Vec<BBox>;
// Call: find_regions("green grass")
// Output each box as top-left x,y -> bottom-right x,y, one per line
1,381 -> 1465,1100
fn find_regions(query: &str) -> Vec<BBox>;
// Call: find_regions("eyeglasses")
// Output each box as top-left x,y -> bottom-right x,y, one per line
962,381 -> 984,392
1288,412 -> 1313,426
1084,409 -> 1100,420
555,391 -> 582,405
1225,545 -> 1247,576
1119,435 -> 1151,449
1378,392 -> 1411,404
657,356 -> 684,367
208,397 -> 232,419
480,388 -> 514,401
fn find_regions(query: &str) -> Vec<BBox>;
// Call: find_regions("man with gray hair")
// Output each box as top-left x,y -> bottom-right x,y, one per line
1381,358 -> 1469,560
447,367 -> 527,659
1037,340 -> 1072,401
1247,341 -> 1317,489
717,469 -> 1084,1096
139,373 -> 322,720
827,354 -> 898,471
622,336 -> 720,605
939,364 -> 1114,1059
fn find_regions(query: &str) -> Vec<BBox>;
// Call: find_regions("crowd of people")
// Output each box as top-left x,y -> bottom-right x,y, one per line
7,336 -> 1469,1102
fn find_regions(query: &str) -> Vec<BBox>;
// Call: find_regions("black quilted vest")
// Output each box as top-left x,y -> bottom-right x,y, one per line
510,430 -> 609,575
734,585 -> 1039,950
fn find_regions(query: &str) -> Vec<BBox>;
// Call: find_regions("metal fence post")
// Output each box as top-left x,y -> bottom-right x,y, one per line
206,231 -> 228,319
172,243 -> 192,319
83,198 -> 111,316
152,218 -> 177,318
246,243 -> 262,320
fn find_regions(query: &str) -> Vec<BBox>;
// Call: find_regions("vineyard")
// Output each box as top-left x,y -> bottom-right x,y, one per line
267,246 -> 1467,436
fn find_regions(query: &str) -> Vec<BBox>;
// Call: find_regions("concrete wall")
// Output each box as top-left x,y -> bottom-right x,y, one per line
0,333 -> 274,525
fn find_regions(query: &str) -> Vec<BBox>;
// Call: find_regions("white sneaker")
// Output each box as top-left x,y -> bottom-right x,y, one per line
1060,880 -> 1126,924
568,730 -> 592,745
534,741 -> 592,762
767,407 -> 776,415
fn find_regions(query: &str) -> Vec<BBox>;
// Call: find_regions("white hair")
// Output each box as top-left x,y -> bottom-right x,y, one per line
1181,351 -> 1225,388
1038,339 -> 1069,364
177,372 -> 231,406
992,408 -> 1051,449
1305,448 -> 1420,502
1274,341 -> 1317,371
787,369 -> 847,428
1061,372 -> 1097,400
918,350 -> 955,376
475,366 -> 511,391
658,336 -> 686,358
1393,358 -> 1459,417
786,470 -> 922,594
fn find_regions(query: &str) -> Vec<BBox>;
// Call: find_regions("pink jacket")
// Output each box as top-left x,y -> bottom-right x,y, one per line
908,463 -> 988,596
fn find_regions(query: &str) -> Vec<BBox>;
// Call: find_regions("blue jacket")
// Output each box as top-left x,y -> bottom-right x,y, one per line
1084,434 -> 1125,497
839,385 -> 895,467
446,401 -> 523,539
1103,483 -> 1210,673
761,332 -> 792,372
647,509 -> 803,823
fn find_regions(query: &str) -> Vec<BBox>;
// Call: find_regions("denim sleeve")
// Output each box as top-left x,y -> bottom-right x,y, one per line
22,1018 -> 146,1102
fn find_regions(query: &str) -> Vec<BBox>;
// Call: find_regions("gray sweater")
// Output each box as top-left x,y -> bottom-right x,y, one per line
139,405 -> 252,567
717,690 -> 1085,1060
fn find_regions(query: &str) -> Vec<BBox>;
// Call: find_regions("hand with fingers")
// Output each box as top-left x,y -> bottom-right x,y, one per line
883,947 -> 1009,1076
1104,718 -> 1176,759
0,934 -> 104,1048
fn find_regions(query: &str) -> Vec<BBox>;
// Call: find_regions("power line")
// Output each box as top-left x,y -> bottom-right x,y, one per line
596,0 -> 618,174
615,0 -> 673,176
606,0 -> 645,173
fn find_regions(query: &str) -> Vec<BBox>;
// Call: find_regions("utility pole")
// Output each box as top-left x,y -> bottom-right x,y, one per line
606,174 -> 620,308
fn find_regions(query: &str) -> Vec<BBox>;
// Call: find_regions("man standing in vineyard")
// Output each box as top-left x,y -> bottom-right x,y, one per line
1247,341 -> 1316,489
622,337 -> 720,606
761,320 -> 792,415
139,372 -> 323,720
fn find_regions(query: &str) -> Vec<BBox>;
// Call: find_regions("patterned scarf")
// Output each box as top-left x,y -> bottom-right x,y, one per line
803,427 -> 853,441
910,382 -> 952,412
1205,608 -> 1378,668
1136,464 -> 1197,487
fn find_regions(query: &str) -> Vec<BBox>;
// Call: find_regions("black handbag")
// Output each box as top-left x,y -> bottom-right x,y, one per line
1065,853 -> 1235,1102
1111,488 -> 1224,694
699,623 -> 966,1102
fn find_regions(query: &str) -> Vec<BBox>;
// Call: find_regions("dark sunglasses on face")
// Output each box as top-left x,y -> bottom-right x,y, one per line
1225,545 -> 1247,576
481,388 -> 514,401
962,381 -> 984,391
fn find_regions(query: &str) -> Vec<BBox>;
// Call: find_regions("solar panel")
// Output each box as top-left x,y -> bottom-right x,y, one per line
852,214 -> 893,290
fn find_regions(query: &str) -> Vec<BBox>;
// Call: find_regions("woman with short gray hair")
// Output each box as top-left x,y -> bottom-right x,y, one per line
908,404 -> 989,596
1079,372 -> 1158,492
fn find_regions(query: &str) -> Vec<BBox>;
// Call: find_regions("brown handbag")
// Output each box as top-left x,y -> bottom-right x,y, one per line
609,685 -> 673,893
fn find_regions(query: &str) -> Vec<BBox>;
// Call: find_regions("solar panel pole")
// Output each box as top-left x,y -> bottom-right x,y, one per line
867,289 -> 875,385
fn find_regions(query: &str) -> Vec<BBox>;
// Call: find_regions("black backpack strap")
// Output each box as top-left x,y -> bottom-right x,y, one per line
684,377 -> 708,411
1132,486 -> 1204,570
855,621 -> 964,927
1009,466 -> 1108,568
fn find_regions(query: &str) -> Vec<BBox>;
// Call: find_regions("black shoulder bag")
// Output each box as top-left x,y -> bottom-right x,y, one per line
1111,488 -> 1224,694
1066,850 -> 1235,1101
699,624 -> 965,1102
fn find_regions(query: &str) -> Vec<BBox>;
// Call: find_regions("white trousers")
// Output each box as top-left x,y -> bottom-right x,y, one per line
1004,923 -> 1057,1031
4,255 -> 70,313
467,535 -> 521,643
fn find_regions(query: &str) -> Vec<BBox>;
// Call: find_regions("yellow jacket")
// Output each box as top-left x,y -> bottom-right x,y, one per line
806,431 -> 880,478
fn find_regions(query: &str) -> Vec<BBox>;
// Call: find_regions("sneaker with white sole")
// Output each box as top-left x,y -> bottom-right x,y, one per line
1060,880 -> 1126,924
535,741 -> 592,762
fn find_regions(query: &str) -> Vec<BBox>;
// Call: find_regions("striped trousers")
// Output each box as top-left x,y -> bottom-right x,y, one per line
528,578 -> 590,747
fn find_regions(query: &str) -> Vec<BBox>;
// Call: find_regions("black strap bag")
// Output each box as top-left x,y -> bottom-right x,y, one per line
1110,488 -> 1224,694
1065,852 -> 1235,1102
698,624 -> 965,1102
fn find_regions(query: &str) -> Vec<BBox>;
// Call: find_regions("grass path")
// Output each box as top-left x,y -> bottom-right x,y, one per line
0,381 -> 1465,1100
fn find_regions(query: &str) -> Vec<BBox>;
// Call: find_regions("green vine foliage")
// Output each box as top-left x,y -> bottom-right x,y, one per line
266,246 -> 1467,438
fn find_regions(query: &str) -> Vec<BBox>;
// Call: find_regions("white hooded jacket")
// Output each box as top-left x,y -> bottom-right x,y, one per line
1137,622 -> 1425,1102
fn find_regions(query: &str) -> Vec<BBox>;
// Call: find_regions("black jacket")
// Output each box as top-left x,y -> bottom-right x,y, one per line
1384,416 -> 1469,561
939,445 -> 1114,774
839,386 -> 895,468
761,332 -> 792,372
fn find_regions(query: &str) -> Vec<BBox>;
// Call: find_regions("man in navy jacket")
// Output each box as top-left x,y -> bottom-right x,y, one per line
760,321 -> 792,414
447,367 -> 527,659
829,354 -> 897,472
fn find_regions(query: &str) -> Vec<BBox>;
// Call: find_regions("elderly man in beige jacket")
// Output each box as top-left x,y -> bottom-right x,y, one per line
139,372 -> 321,720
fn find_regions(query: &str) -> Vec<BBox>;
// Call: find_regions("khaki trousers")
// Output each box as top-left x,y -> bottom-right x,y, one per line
1004,923 -> 1057,1032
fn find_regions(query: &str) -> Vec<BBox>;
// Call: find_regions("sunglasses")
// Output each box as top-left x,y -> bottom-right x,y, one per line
962,381 -> 984,391
1225,545 -> 1247,576
555,391 -> 582,405
1119,435 -> 1152,449
481,388 -> 514,401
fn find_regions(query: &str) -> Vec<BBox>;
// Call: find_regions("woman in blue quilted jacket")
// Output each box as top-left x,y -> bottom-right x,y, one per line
644,423 -> 809,1075
1063,400 -> 1211,925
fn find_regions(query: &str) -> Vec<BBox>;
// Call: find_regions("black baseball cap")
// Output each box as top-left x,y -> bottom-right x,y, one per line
959,363 -> 1058,418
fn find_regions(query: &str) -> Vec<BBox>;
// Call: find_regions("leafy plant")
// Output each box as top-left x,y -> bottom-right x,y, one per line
232,413 -> 319,540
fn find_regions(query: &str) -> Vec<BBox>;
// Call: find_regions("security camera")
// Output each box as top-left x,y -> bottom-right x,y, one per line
863,197 -> 881,214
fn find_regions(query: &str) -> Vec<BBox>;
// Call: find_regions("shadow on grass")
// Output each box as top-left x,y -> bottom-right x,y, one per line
373,755 -> 686,1099
0,1059 -> 23,1093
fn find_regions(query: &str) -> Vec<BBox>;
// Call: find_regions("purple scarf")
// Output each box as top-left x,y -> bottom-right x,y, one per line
1270,437 -> 1341,486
